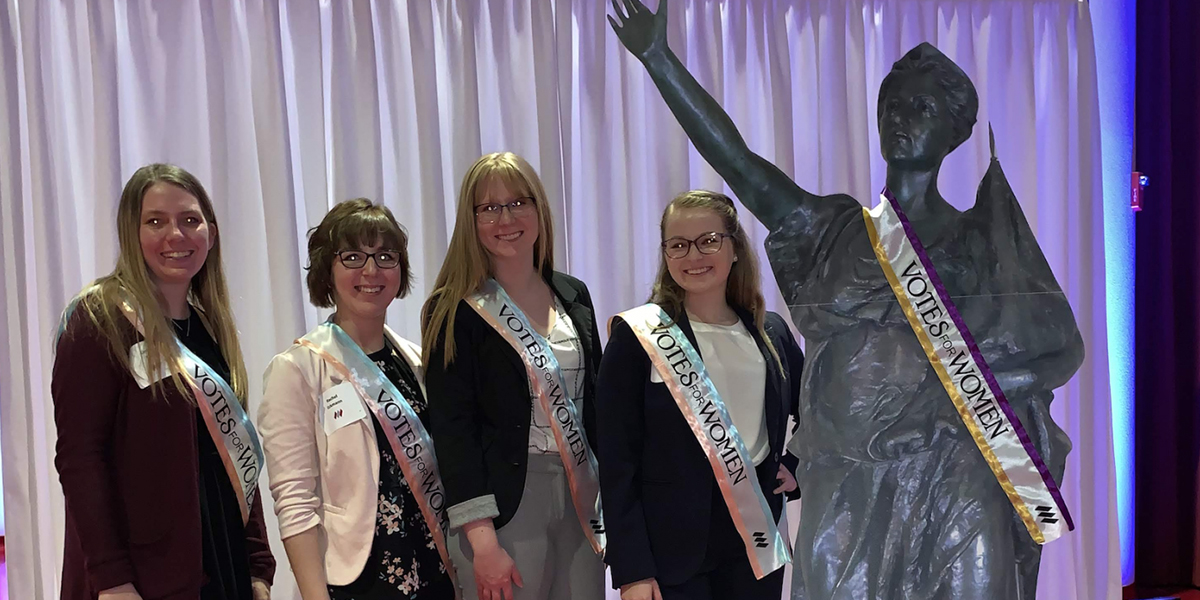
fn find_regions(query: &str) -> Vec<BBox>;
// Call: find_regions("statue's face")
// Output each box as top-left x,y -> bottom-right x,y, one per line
879,71 -> 957,170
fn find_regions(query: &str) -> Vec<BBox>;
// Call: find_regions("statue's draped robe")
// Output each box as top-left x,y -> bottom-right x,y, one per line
766,160 -> 1084,600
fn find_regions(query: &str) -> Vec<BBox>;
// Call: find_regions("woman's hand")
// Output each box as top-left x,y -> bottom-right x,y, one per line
98,584 -> 142,600
608,0 -> 669,60
620,577 -> 663,600
252,578 -> 271,600
466,519 -> 524,600
473,542 -> 524,600
774,463 -> 798,494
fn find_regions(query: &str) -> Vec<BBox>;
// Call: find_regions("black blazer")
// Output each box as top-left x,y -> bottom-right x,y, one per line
597,308 -> 804,588
426,271 -> 602,530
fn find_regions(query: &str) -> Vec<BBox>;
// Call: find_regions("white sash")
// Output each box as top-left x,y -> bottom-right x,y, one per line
297,321 -> 458,591
57,293 -> 265,525
863,190 -> 1074,544
467,279 -> 607,555
614,303 -> 791,579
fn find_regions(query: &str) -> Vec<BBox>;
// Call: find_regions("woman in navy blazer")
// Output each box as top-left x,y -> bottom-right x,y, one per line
598,191 -> 803,600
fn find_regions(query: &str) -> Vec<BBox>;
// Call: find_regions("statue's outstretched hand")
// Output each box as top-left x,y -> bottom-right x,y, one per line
608,0 -> 668,60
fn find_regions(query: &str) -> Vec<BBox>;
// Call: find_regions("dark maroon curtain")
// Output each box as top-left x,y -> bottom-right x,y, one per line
1134,0 -> 1200,589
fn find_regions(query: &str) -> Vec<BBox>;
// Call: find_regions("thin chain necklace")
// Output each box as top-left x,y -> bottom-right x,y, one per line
173,312 -> 192,337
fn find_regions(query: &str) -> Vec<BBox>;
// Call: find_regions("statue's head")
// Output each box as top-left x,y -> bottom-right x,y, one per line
877,43 -> 978,170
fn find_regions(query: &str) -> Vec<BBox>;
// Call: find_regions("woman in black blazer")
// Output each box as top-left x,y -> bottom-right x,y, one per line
422,152 -> 606,600
598,190 -> 804,600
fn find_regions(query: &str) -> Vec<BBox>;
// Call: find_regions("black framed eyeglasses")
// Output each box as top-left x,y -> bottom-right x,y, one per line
335,250 -> 401,269
474,197 -> 536,225
661,232 -> 733,259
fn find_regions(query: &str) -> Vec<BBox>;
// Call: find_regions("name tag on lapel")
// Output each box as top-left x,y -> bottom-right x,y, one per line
650,368 -> 664,384
321,381 -> 368,436
129,341 -> 172,389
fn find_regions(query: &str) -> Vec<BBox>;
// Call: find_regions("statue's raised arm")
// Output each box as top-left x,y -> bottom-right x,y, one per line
608,0 -> 818,231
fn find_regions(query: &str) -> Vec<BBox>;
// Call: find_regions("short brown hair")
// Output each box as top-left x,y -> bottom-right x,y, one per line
306,198 -> 413,308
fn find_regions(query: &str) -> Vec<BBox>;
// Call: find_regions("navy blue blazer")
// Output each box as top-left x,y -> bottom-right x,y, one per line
597,307 -> 804,588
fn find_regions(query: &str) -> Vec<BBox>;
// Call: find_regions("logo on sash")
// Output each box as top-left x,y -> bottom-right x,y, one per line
467,280 -> 607,556
298,322 -> 459,592
862,190 -> 1074,544
613,304 -> 791,579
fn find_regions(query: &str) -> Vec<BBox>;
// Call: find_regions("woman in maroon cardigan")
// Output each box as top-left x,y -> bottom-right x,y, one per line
51,164 -> 275,600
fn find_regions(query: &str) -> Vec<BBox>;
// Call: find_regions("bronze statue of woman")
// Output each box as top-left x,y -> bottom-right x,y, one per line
609,1 -> 1085,598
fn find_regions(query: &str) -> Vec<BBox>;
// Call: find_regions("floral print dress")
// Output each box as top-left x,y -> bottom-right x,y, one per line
327,339 -> 455,600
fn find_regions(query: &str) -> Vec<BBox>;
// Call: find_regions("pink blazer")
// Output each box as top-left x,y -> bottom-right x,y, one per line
257,326 -> 425,586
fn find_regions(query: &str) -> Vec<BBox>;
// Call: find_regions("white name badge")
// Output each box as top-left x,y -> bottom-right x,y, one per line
129,341 -> 172,389
650,367 -> 664,384
322,381 -> 369,435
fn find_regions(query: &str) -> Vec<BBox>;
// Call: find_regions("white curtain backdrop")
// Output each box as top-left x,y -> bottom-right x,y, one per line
0,1 -> 1118,599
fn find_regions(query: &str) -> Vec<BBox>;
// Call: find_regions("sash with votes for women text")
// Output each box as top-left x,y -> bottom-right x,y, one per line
861,189 -> 1074,544
57,290 -> 264,526
297,321 -> 458,591
614,303 -> 790,578
467,280 -> 607,555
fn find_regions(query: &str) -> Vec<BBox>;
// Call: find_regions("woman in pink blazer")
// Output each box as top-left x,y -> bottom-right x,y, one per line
258,199 -> 456,600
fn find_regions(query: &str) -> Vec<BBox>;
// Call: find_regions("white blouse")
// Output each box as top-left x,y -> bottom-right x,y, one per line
686,315 -> 769,466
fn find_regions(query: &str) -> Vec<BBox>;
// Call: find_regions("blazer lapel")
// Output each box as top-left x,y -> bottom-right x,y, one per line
384,325 -> 427,400
675,310 -> 701,360
550,272 -> 594,364
487,273 -> 575,393
496,325 -> 529,385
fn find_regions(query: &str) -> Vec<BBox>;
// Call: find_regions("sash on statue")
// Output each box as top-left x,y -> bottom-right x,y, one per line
297,321 -> 459,591
56,293 -> 265,525
466,280 -> 607,556
862,189 -> 1074,544
613,304 -> 791,579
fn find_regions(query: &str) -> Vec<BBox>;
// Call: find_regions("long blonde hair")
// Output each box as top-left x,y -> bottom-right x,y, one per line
421,152 -> 555,366
650,190 -> 782,371
68,164 -> 250,404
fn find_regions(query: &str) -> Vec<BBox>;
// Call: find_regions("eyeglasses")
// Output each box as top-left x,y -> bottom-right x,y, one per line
661,232 -> 733,259
335,250 -> 402,270
474,197 -> 536,225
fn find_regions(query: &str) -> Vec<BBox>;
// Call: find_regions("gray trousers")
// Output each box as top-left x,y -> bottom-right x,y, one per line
449,453 -> 606,600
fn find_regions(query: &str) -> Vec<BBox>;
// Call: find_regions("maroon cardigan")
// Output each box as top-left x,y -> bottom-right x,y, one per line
51,308 -> 275,600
